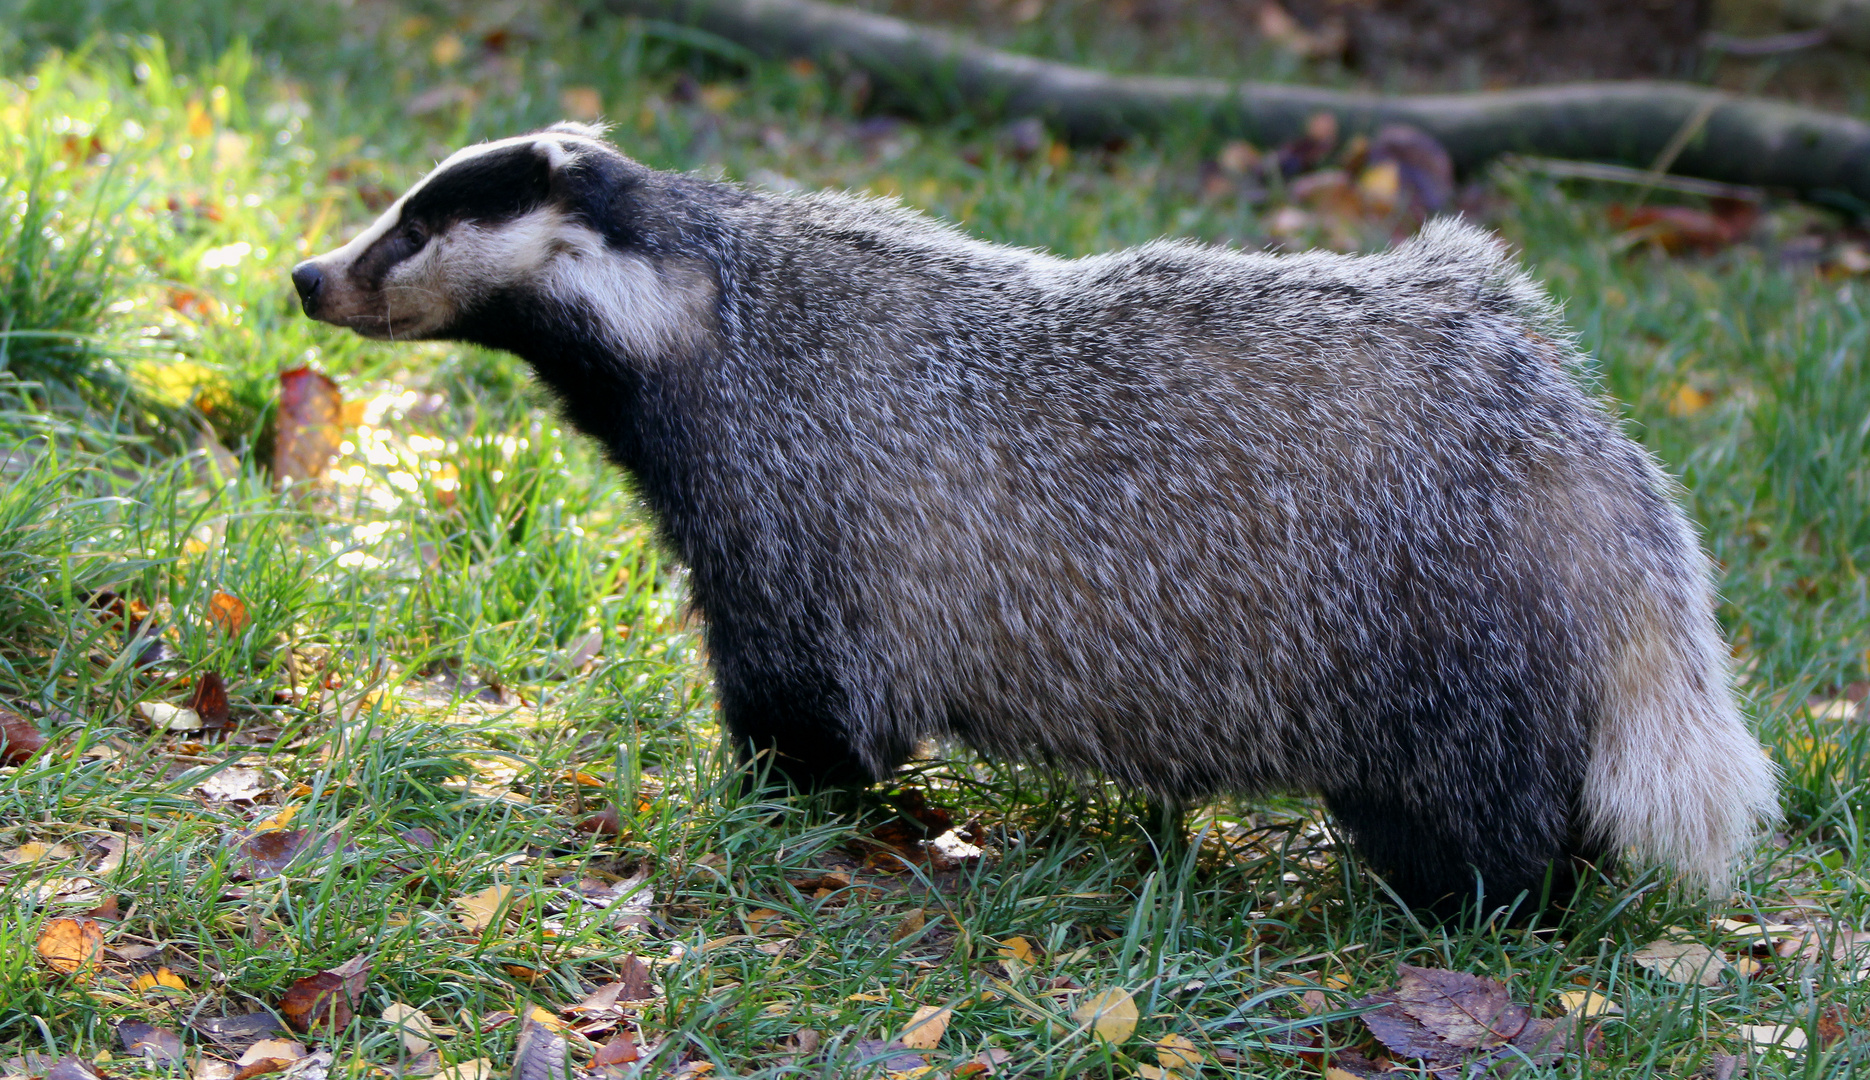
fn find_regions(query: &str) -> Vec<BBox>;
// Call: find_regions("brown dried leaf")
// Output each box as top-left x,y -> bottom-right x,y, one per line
45,1057 -> 103,1080
512,1017 -> 571,1080
118,1022 -> 184,1063
279,956 -> 369,1033
616,953 -> 656,1002
591,1032 -> 639,1068
1358,999 -> 1459,1064
191,1013 -> 287,1054
1390,964 -> 1528,1048
0,706 -> 49,764
35,917 -> 103,977
189,672 -> 233,729
232,829 -> 337,880
273,367 -> 343,485
1817,1004 -> 1850,1048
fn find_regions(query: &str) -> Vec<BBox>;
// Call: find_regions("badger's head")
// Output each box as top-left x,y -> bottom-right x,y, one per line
291,123 -> 714,358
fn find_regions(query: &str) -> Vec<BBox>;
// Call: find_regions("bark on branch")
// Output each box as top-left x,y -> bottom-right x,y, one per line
607,0 -> 1870,205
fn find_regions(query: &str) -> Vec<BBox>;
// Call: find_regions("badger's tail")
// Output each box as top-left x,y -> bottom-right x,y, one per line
1583,568 -> 1781,895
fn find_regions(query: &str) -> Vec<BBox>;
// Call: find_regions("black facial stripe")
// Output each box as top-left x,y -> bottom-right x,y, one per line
404,144 -> 552,230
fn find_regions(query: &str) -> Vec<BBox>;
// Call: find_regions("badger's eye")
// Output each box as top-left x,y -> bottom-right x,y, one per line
400,221 -> 428,247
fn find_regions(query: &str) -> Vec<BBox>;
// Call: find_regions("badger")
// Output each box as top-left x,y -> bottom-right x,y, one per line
291,123 -> 1779,914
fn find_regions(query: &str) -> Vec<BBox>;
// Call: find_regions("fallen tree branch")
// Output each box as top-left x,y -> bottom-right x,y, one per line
607,0 -> 1870,205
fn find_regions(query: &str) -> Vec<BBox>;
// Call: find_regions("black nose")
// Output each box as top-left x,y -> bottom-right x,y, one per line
290,262 -> 323,316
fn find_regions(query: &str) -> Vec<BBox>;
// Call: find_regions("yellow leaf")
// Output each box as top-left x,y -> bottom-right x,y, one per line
131,967 -> 189,994
898,1005 -> 952,1050
431,34 -> 463,66
1669,384 -> 1713,417
1556,990 -> 1620,1017
186,99 -> 213,140
998,937 -> 1034,962
431,1059 -> 493,1080
845,992 -> 889,1003
1322,972 -> 1355,990
381,1003 -> 437,1055
454,885 -> 515,932
4,841 -> 77,864
254,806 -> 298,832
1155,1033 -> 1201,1071
1072,988 -> 1138,1044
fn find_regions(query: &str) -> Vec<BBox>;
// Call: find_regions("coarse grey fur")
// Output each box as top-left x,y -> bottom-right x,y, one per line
293,125 -> 1780,913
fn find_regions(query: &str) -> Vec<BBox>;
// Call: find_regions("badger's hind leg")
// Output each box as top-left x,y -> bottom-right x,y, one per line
1320,702 -> 1592,918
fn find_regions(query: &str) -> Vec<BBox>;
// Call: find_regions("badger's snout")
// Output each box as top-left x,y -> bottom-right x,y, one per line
290,262 -> 324,317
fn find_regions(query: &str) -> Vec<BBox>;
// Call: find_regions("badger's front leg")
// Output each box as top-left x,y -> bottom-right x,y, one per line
710,642 -> 910,790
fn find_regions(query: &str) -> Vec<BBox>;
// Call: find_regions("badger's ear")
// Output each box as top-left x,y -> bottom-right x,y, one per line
543,120 -> 611,141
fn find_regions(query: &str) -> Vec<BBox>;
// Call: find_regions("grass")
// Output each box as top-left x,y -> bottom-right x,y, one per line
0,2 -> 1869,1077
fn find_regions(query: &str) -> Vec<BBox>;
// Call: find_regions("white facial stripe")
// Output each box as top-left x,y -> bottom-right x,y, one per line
311,130 -> 604,278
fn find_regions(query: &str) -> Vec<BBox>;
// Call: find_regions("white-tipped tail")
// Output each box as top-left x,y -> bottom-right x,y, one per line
1584,583 -> 1780,894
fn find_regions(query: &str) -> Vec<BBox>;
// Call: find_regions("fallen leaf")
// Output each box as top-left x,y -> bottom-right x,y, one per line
5,841 -> 77,863
207,594 -> 250,636
453,884 -> 515,932
1364,124 -> 1454,214
196,767 -> 268,803
0,706 -> 49,764
45,1057 -> 102,1080
898,1005 -> 951,1050
138,701 -> 202,732
1389,965 -> 1528,1048
590,1033 -> 639,1068
1155,1034 -> 1202,1072
429,1060 -> 492,1080
35,917 -> 103,977
616,953 -> 656,1001
234,1040 -> 308,1080
279,956 -> 369,1033
192,1014 -> 287,1054
189,672 -> 233,729
512,1017 -> 570,1080
1073,988 -> 1138,1044
1557,990 -> 1620,1017
1633,940 -> 1731,986
274,367 -> 343,485
892,908 -> 926,942
381,1004 -> 437,1055
130,967 -> 189,994
118,1021 -> 184,1063
1738,1024 -> 1808,1052
232,829 -> 339,880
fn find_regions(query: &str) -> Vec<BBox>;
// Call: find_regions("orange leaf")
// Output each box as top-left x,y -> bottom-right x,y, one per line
273,367 -> 343,485
0,705 -> 49,765
207,592 -> 251,635
278,955 -> 369,1032
36,917 -> 104,977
